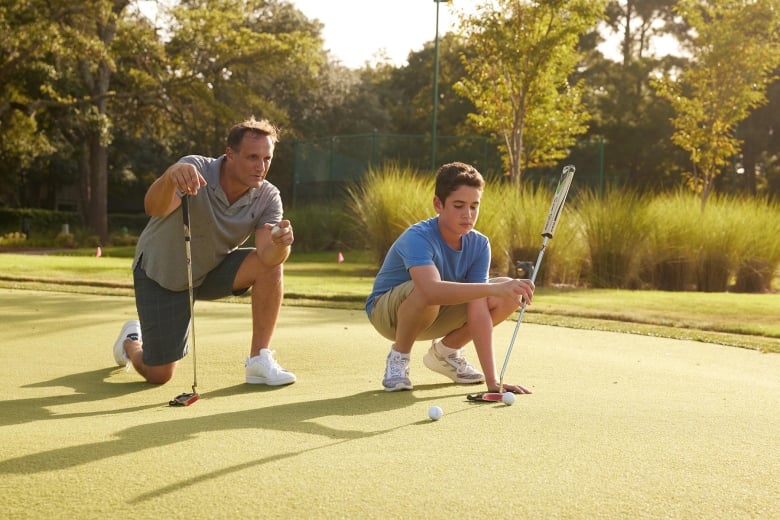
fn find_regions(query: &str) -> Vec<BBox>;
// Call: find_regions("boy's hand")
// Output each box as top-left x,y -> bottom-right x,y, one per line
497,383 -> 533,395
498,278 -> 535,306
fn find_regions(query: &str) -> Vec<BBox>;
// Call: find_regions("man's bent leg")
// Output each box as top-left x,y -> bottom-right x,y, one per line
233,252 -> 283,357
130,264 -> 191,384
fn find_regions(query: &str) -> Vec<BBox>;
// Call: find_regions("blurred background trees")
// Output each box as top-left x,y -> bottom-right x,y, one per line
2,0 -> 780,244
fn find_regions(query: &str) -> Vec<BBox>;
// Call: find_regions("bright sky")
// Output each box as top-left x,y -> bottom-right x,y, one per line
291,0 -> 468,68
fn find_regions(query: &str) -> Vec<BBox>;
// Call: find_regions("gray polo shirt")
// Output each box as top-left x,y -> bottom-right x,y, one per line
133,154 -> 283,292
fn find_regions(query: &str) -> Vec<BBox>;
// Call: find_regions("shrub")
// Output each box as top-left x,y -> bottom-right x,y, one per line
345,163 -> 433,264
576,186 -> 650,288
643,191 -> 697,290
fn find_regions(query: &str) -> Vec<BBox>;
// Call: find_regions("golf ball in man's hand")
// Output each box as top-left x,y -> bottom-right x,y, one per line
271,225 -> 281,235
428,405 -> 443,421
502,392 -> 516,406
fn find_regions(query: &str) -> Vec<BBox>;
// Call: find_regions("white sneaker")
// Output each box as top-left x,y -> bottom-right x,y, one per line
245,349 -> 296,385
423,339 -> 485,384
382,348 -> 413,391
113,320 -> 140,368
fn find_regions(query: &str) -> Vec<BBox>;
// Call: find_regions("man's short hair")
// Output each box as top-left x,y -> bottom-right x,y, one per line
227,117 -> 279,151
434,162 -> 485,203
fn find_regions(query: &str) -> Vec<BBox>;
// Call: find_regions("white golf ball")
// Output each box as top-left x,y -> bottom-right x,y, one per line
502,392 -> 516,406
428,405 -> 443,421
271,225 -> 281,235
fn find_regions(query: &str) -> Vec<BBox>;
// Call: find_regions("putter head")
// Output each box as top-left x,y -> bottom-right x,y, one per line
466,392 -> 504,402
169,392 -> 199,407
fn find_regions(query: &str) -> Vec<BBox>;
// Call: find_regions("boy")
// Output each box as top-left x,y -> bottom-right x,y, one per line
365,162 -> 535,393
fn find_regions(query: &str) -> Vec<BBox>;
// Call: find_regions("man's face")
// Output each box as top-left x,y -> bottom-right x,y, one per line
226,133 -> 275,189
434,184 -> 482,239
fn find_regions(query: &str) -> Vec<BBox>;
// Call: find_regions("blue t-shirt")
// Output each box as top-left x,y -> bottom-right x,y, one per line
365,217 -> 491,316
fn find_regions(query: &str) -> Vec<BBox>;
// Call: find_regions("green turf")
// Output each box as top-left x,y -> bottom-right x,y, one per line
1,252 -> 779,353
1,289 -> 778,518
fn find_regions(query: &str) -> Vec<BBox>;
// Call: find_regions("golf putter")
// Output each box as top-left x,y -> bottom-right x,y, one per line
169,195 -> 200,407
468,165 -> 576,403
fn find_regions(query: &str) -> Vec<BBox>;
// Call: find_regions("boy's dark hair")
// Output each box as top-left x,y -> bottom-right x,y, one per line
434,162 -> 485,203
227,117 -> 279,151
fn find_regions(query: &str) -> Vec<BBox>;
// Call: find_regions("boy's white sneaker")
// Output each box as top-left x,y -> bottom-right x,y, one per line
423,339 -> 484,384
382,348 -> 413,391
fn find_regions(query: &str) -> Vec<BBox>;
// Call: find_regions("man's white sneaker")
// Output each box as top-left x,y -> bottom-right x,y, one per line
422,339 -> 485,384
113,320 -> 140,368
245,349 -> 296,385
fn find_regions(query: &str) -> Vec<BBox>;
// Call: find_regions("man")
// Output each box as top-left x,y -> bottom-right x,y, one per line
365,162 -> 535,393
112,117 -> 296,386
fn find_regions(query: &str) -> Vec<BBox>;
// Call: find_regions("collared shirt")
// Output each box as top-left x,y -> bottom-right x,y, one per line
133,155 -> 283,291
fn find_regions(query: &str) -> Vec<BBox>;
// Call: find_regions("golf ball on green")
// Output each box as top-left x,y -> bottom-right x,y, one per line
502,392 -> 516,405
428,405 -> 443,421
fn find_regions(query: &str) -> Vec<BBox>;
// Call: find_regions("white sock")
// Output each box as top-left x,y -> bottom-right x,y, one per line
436,340 -> 458,356
390,345 -> 410,359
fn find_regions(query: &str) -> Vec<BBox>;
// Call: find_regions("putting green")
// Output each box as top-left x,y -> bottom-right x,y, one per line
1,289 -> 778,519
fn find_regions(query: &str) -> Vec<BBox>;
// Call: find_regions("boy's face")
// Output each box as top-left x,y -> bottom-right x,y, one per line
434,185 -> 482,239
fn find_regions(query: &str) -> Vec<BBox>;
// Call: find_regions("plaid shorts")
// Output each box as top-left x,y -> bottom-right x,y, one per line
133,248 -> 253,366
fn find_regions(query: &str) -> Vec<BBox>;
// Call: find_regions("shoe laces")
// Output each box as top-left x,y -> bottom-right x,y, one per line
260,350 -> 283,371
387,355 -> 408,378
447,350 -> 477,374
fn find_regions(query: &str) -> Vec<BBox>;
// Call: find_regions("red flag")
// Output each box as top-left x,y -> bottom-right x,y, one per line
96,246 -> 102,257
337,251 -> 344,263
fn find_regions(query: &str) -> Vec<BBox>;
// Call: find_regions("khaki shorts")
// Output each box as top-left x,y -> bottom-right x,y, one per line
368,280 -> 469,341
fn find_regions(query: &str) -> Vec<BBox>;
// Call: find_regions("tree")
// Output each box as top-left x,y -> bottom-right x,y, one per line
577,0 -> 688,190
0,0 -> 68,206
164,0 -> 328,153
453,0 -> 606,185
654,0 -> 780,207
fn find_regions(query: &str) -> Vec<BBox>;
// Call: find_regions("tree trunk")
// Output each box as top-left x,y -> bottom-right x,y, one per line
88,135 -> 109,243
80,0 -> 128,245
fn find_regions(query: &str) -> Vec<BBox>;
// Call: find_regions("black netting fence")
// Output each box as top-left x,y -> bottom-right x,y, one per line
291,133 -> 610,207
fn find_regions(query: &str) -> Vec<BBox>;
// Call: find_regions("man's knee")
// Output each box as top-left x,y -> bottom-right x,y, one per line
235,254 -> 283,290
144,363 -> 176,385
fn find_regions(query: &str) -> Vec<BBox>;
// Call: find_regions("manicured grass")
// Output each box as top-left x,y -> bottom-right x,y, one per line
0,249 -> 778,353
2,291 -> 778,518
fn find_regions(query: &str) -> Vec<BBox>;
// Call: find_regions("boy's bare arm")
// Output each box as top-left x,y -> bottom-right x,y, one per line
409,265 -> 534,306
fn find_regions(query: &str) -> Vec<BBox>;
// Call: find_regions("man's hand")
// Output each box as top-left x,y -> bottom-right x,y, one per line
266,221 -> 294,248
168,163 -> 207,195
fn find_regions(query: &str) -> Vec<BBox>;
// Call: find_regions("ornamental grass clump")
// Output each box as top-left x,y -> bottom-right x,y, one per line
576,186 -> 650,288
345,164 -> 433,264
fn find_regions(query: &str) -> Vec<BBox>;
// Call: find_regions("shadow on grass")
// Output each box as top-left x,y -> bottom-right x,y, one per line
0,385 -> 462,481
0,368 -> 158,427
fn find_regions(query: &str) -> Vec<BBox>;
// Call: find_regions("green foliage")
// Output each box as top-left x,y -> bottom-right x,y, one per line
653,0 -> 780,206
345,165 -> 780,292
643,190 -> 698,290
284,205 -> 359,253
0,232 -> 28,247
479,180 -> 584,285
575,185 -> 650,288
631,190 -> 780,292
345,164 -> 434,264
455,0 -> 606,183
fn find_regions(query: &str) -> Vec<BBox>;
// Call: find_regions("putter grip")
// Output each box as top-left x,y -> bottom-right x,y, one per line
542,164 -> 575,238
181,195 -> 190,232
